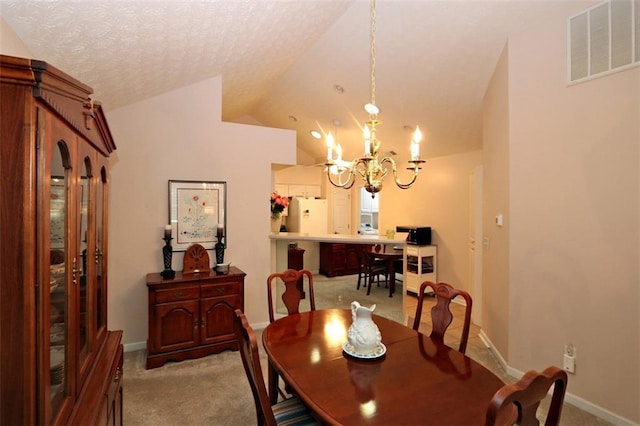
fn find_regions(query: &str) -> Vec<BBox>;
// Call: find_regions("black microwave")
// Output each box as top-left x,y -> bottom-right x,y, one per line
396,226 -> 431,245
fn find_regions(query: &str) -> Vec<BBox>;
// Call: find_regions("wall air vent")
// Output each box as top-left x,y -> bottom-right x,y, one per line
568,0 -> 639,84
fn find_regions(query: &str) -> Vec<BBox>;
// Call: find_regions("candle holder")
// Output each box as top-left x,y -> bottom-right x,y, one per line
161,237 -> 175,279
214,236 -> 225,265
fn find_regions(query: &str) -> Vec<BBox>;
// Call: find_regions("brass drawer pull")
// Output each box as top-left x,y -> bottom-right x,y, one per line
173,291 -> 184,298
216,287 -> 226,294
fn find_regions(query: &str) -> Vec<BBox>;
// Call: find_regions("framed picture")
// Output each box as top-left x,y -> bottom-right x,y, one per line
169,180 -> 226,251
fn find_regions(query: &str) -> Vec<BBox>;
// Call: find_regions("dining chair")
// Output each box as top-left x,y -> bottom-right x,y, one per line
357,245 -> 388,295
412,281 -> 473,353
233,309 -> 317,426
267,269 -> 316,323
485,366 -> 568,426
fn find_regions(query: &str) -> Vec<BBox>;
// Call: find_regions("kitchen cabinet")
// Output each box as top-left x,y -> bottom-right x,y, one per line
275,183 -> 321,198
319,243 -> 369,277
275,184 -> 288,197
0,54 -> 122,425
146,267 -> 246,369
404,245 -> 437,294
360,190 -> 379,212
289,184 -> 321,198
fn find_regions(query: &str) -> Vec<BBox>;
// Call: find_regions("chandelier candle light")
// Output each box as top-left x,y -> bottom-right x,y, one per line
325,0 -> 425,195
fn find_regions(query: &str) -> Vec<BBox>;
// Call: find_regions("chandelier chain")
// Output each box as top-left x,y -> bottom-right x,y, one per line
370,0 -> 376,108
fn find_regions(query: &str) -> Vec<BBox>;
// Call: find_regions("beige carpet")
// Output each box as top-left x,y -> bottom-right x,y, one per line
123,274 -> 611,425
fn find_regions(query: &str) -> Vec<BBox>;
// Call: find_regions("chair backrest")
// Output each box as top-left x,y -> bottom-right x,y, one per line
234,309 -> 277,426
267,269 -> 316,323
361,250 -> 386,277
412,281 -> 473,353
486,366 -> 568,426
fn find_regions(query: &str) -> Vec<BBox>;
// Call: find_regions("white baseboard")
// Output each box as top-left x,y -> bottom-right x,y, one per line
124,341 -> 147,353
253,321 -> 269,331
478,331 -> 637,426
123,321 -> 270,354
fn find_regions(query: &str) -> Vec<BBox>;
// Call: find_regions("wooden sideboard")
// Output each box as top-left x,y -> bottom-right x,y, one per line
146,267 -> 246,369
319,243 -> 370,277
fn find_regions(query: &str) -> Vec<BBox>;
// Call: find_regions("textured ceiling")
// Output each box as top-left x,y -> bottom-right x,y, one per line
0,0 -> 574,165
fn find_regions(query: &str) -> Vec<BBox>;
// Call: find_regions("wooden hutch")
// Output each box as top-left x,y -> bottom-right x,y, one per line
0,55 -> 122,424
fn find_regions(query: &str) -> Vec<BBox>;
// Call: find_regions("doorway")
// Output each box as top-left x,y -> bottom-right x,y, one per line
331,187 -> 350,234
469,165 -> 483,326
359,187 -> 379,234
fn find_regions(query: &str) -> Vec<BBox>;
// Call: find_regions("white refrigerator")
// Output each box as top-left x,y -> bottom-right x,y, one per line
287,198 -> 328,234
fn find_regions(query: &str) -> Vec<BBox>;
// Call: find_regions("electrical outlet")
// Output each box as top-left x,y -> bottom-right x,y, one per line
563,343 -> 576,374
563,354 -> 575,373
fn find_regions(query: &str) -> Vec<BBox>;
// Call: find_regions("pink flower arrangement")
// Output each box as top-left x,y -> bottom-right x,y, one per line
270,192 -> 289,217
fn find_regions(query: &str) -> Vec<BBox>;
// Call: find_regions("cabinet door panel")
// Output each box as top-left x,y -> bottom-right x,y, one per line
201,295 -> 240,345
345,245 -> 363,273
329,247 -> 348,275
153,300 -> 199,352
95,157 -> 109,342
76,143 -> 94,393
45,125 -> 75,424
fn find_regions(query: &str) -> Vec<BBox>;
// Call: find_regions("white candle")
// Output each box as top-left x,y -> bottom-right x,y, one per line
217,223 -> 224,238
164,225 -> 171,239
326,133 -> 334,160
411,126 -> 422,160
411,142 -> 419,161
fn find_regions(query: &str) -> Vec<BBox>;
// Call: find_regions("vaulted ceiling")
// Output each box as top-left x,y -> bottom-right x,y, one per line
1,1 -> 570,165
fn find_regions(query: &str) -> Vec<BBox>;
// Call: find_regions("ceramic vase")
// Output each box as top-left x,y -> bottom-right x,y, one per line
347,301 -> 381,354
270,215 -> 281,233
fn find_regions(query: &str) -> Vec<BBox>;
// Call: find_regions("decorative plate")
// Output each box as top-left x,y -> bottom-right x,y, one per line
342,341 -> 386,360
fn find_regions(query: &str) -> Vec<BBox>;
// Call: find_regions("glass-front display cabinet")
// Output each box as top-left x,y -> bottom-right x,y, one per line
0,54 -> 122,425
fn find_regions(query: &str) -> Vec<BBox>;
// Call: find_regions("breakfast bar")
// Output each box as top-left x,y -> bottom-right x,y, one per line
269,232 -> 406,273
269,232 -> 406,297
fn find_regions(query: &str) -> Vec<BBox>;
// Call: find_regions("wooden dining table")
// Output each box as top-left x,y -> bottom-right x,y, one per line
262,309 -> 505,425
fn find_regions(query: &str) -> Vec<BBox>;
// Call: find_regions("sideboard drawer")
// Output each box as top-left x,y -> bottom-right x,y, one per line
201,282 -> 241,298
155,286 -> 199,303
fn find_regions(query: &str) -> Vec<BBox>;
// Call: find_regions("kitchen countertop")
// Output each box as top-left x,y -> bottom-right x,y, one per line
269,232 -> 406,245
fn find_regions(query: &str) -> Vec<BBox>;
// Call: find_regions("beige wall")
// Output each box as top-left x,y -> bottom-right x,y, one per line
379,151 -> 483,293
483,2 -> 639,422
0,17 -> 31,57
482,45 -> 511,360
275,165 -> 324,187
106,77 -> 297,345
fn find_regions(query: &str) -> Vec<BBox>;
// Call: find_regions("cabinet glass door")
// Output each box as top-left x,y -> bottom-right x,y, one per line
76,153 -> 92,386
96,166 -> 107,334
48,140 -> 71,421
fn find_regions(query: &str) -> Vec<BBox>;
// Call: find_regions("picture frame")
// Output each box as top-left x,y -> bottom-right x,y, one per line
168,180 -> 226,251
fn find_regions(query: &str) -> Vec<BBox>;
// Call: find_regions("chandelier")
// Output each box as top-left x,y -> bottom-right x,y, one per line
325,0 -> 424,195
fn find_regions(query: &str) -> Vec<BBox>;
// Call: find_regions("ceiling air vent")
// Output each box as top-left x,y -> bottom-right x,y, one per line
568,0 -> 639,84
